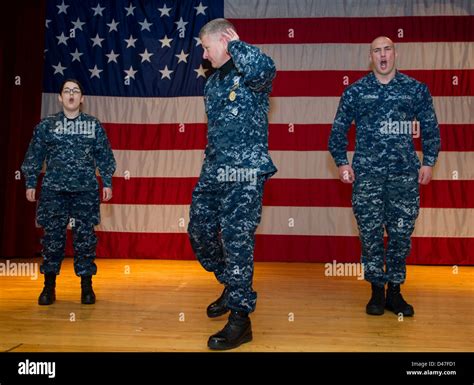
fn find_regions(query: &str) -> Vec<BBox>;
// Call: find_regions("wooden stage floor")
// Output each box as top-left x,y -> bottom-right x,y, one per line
0,258 -> 473,352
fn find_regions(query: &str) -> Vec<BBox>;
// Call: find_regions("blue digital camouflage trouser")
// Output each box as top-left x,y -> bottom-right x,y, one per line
37,189 -> 100,276
188,175 -> 267,314
352,174 -> 420,286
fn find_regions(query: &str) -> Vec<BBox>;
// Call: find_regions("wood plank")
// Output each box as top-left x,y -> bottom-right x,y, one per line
0,258 -> 473,352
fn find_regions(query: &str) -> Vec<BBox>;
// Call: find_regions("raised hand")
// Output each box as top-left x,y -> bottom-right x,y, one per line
222,28 -> 240,47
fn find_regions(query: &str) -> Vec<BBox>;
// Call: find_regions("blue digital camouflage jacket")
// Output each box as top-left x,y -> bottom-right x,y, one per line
201,39 -> 277,177
328,71 -> 441,176
21,111 -> 116,191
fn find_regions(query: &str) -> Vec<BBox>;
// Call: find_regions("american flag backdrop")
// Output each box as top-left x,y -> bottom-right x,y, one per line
41,0 -> 474,265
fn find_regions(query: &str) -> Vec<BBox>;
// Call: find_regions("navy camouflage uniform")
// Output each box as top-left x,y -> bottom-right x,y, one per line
21,111 -> 116,276
188,40 -> 277,314
328,71 -> 441,286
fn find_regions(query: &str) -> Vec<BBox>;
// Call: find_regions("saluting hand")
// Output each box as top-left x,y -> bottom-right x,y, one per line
222,28 -> 240,51
103,187 -> 113,202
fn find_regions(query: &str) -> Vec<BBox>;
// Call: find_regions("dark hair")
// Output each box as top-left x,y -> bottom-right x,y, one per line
59,79 -> 84,94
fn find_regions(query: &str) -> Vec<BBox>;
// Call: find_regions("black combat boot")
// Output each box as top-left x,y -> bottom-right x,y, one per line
206,287 -> 229,318
38,273 -> 56,305
366,283 -> 385,315
386,282 -> 414,316
208,310 -> 252,350
81,275 -> 96,304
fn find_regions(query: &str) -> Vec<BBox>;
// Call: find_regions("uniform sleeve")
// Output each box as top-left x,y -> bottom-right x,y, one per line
328,89 -> 355,167
21,122 -> 47,189
415,83 -> 441,167
227,40 -> 276,92
94,121 -> 116,188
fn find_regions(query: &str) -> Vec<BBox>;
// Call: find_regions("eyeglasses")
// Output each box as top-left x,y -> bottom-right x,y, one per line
62,88 -> 81,95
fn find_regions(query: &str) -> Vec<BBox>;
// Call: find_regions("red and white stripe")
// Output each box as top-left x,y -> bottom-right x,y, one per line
45,0 -> 474,264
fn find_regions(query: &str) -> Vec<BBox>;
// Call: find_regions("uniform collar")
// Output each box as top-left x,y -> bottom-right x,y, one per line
58,110 -> 82,121
370,70 -> 401,86
218,59 -> 235,80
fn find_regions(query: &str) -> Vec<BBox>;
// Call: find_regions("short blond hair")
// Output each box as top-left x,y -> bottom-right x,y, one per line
199,18 -> 236,39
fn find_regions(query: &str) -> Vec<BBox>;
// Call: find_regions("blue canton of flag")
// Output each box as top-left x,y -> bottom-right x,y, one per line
43,0 -> 224,97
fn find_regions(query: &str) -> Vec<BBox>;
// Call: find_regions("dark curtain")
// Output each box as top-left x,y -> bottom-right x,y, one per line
0,0 -> 46,258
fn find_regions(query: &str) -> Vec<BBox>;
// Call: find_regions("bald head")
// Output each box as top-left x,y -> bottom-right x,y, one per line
370,36 -> 395,52
369,36 -> 397,83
